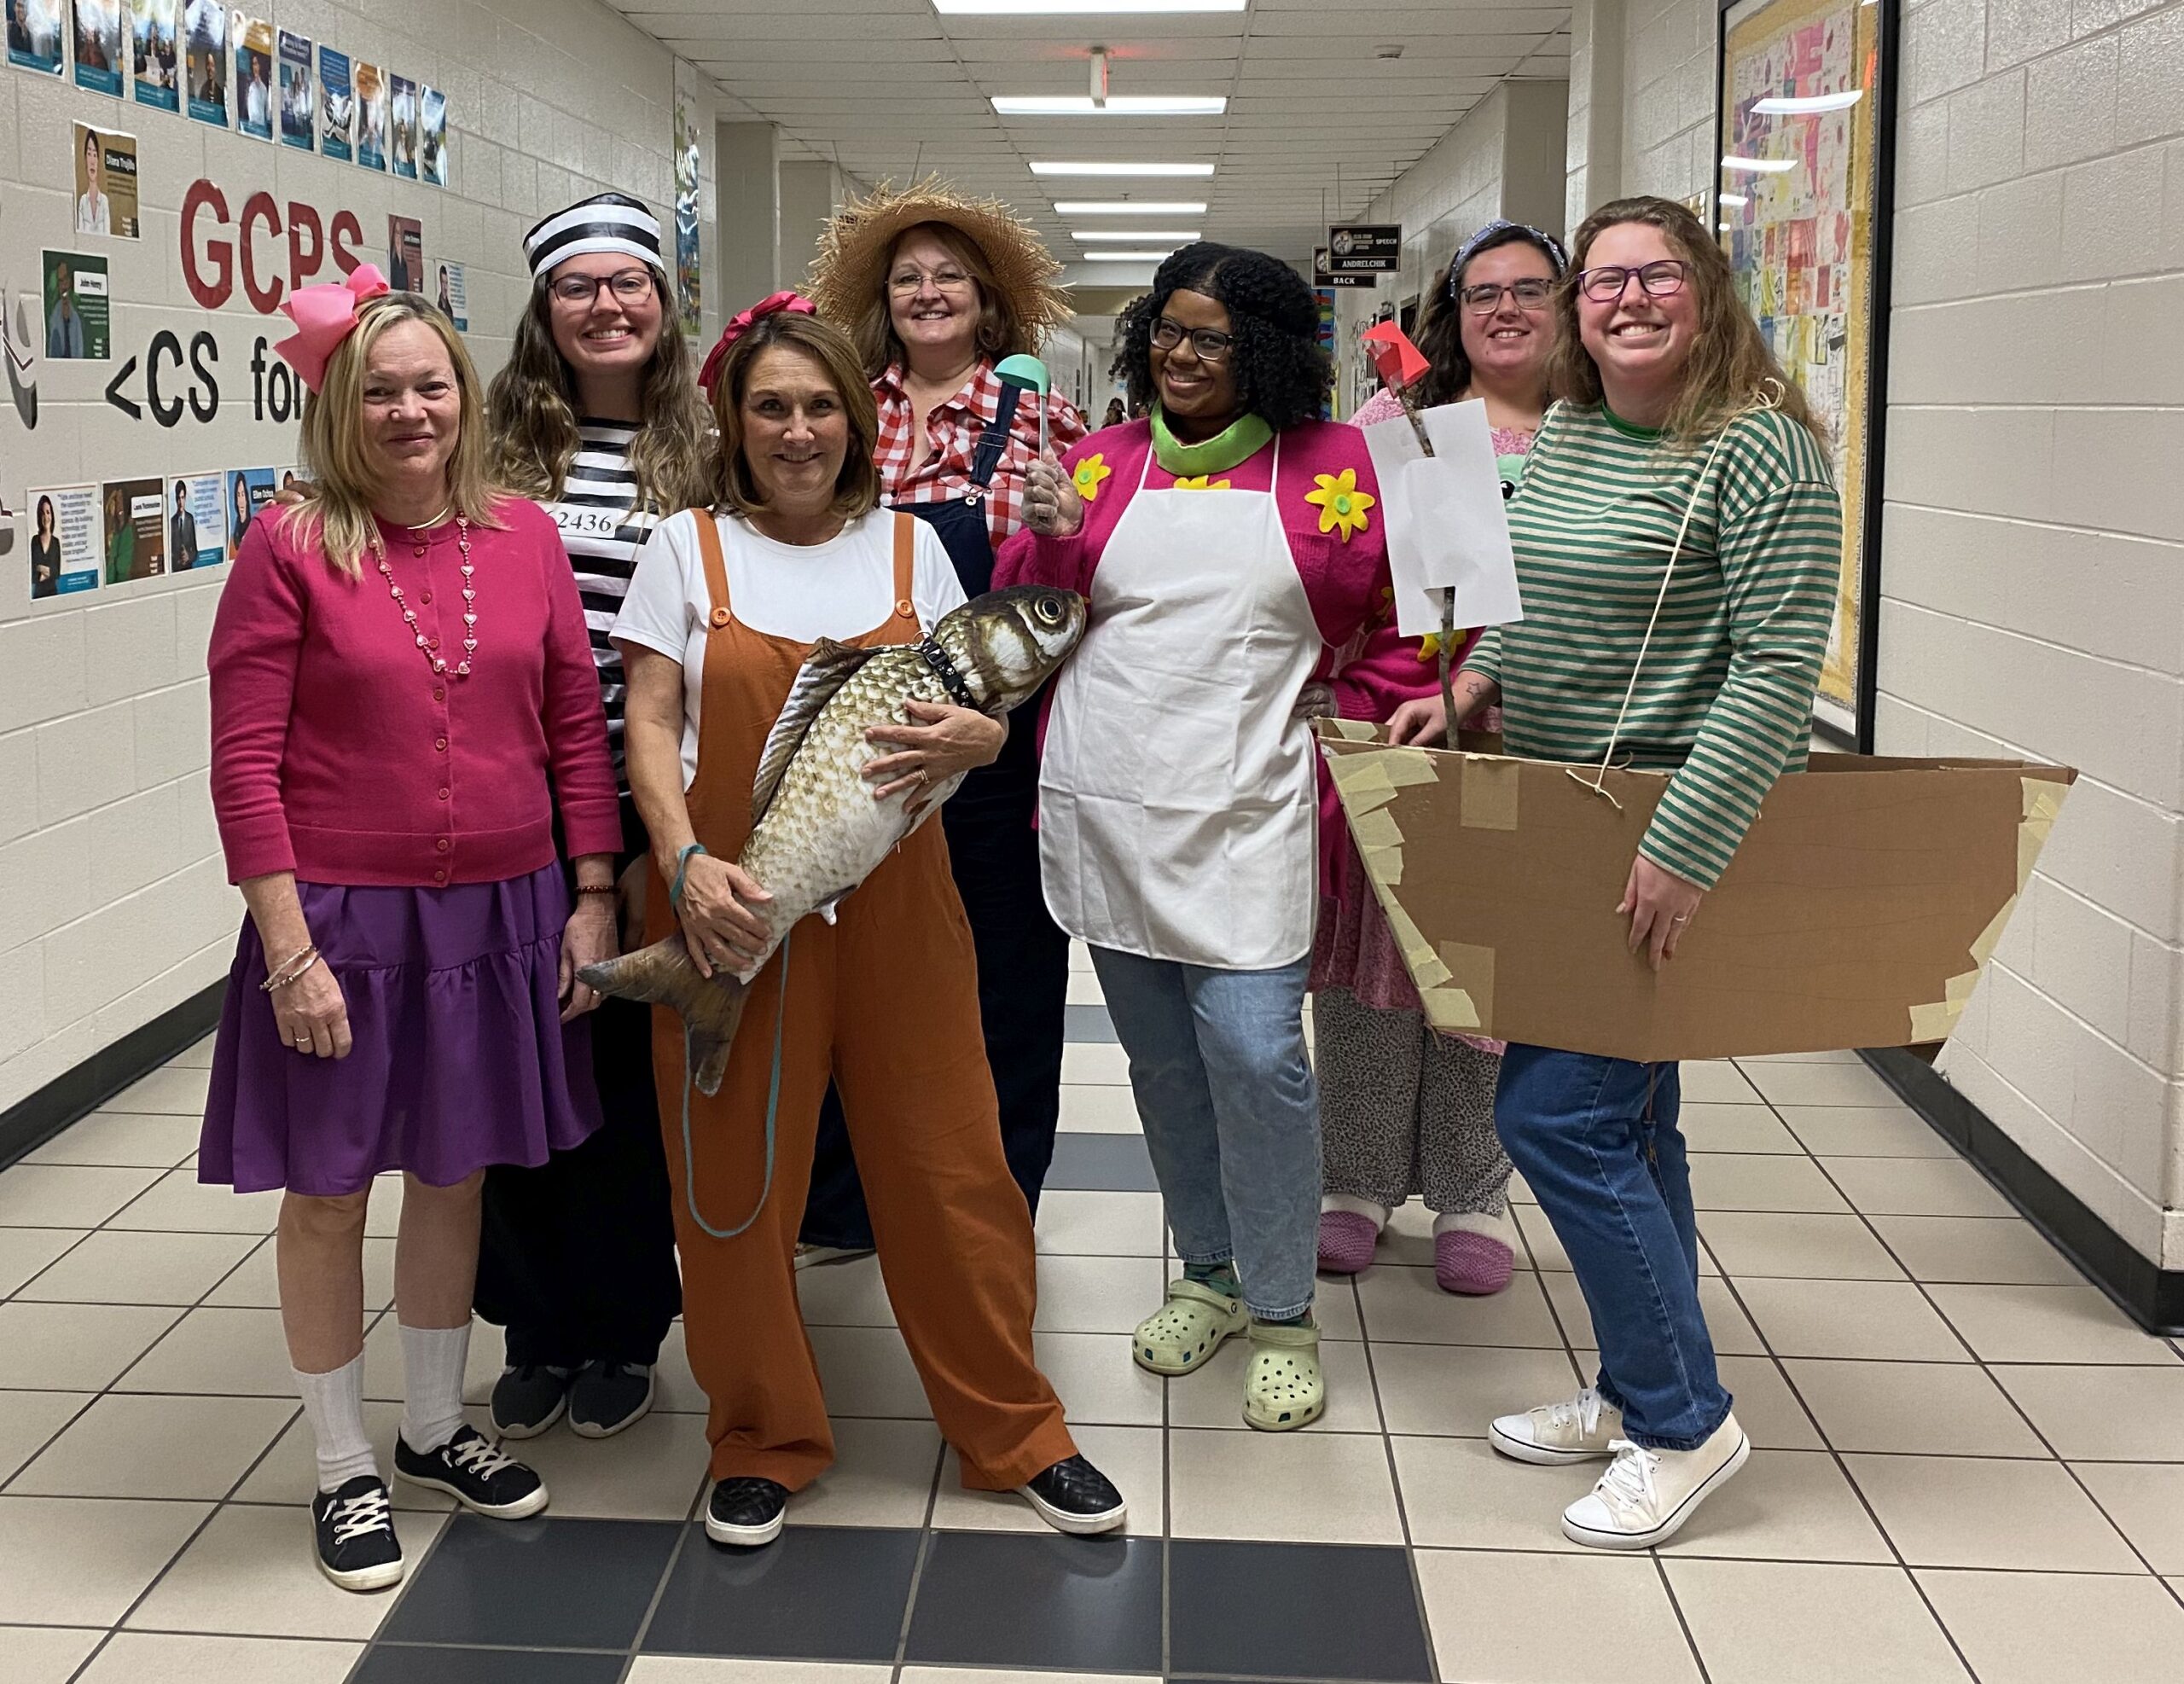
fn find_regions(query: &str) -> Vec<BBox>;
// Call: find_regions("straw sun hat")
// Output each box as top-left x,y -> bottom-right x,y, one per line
805,176 -> 1075,351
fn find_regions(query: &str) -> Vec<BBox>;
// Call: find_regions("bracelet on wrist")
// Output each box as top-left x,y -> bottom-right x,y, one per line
669,842 -> 706,909
574,882 -> 616,897
260,944 -> 322,993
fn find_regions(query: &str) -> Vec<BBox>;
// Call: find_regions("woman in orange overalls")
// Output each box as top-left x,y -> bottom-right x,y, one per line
611,295 -> 1125,1548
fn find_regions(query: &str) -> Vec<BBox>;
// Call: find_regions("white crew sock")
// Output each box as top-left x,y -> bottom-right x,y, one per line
1324,1193 -> 1391,1228
294,1355 -> 377,1493
398,1322 -> 472,1454
1433,1208 -> 1514,1243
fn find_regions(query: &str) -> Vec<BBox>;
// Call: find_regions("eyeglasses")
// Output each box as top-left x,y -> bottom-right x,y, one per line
549,270 -> 655,306
1459,278 -> 1555,314
1150,318 -> 1234,360
1576,259 -> 1690,303
889,267 -> 976,296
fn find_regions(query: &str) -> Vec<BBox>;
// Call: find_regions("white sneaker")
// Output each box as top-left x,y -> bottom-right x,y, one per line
793,1243 -> 875,1271
1561,1414 -> 1750,1550
1489,1386 -> 1624,1465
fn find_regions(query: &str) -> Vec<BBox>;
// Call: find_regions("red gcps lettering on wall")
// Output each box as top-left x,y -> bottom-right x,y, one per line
180,177 -> 370,313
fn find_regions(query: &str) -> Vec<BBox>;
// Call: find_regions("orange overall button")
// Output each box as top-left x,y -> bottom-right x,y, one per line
709,606 -> 731,629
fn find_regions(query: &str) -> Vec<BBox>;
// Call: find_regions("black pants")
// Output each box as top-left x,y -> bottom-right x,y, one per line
474,992 -> 682,1368
799,774 -> 1069,1249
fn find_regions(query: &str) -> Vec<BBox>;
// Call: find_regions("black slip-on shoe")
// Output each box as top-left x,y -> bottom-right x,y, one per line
1018,1455 -> 1127,1536
706,1476 -> 789,1547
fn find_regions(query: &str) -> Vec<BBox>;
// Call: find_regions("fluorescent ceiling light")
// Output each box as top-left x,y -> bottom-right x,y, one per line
1054,200 -> 1206,215
1074,229 -> 1200,241
1084,250 -> 1178,261
1031,160 -> 1216,177
1752,89 -> 1863,113
993,95 -> 1227,116
938,1 -> 1242,12
1722,154 -> 1796,173
1718,192 -> 1748,206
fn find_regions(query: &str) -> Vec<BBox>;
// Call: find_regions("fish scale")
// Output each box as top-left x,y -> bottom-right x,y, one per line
579,584 -> 1087,1095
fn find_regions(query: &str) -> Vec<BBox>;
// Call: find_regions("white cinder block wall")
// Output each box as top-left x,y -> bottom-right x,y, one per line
1881,0 -> 2184,1269
0,0 -> 727,1115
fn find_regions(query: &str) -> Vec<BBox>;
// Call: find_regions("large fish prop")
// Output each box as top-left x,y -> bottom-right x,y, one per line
578,585 -> 1086,1093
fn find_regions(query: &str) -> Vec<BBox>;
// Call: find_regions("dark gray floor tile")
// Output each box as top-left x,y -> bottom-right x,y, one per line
1066,1003 -> 1120,1042
353,1646 -> 624,1684
643,1521 -> 921,1659
1047,1132 -> 1159,1192
906,1530 -> 1160,1672
380,1515 -> 681,1651
1169,1539 -> 1433,1681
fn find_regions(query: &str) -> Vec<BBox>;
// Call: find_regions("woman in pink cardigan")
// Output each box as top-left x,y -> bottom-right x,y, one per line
1314,219 -> 1566,1295
201,270 -> 623,1594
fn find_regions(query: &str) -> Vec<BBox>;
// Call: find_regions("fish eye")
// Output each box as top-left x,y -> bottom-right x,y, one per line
1035,595 -> 1064,624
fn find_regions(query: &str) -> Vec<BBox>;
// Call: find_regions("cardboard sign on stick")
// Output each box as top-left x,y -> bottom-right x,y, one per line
1362,399 -> 1522,639
1316,721 -> 2074,1062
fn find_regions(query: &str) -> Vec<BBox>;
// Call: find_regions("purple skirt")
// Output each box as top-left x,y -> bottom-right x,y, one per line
200,862 -> 603,1196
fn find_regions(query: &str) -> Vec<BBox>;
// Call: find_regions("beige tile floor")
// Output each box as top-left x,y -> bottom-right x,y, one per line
2,950 -> 2182,1681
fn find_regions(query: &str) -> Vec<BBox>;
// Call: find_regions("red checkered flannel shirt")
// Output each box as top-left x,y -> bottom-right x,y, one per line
873,359 -> 1089,550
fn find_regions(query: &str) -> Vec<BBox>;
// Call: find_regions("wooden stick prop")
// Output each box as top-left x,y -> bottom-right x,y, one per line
1359,322 -> 1458,729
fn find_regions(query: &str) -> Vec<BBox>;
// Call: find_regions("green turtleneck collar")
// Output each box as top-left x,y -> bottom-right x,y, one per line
1149,404 -> 1275,478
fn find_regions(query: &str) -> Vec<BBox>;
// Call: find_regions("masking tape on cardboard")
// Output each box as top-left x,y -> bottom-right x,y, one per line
2018,776 -> 2065,891
1380,747 -> 1440,789
1460,756 -> 1520,830
1420,988 -> 1481,1031
1968,893 -> 2017,969
1350,807 -> 1407,886
1906,967 -> 1982,1044
1426,941 -> 1496,1033
1324,717 -> 1379,742
1384,897 -> 1451,990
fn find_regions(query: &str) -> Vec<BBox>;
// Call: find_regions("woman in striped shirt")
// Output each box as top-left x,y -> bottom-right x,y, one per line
1391,196 -> 1841,1551
471,193 -> 718,1444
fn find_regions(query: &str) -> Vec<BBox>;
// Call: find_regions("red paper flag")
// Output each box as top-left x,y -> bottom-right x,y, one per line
1361,321 -> 1431,393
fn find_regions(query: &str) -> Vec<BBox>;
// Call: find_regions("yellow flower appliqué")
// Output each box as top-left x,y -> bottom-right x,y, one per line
1305,469 -> 1374,542
1072,454 -> 1112,502
1171,474 -> 1232,491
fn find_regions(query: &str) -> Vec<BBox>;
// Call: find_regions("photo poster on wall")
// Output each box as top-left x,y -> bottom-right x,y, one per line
434,260 -> 468,332
354,61 -> 387,171
11,1 -> 65,74
420,84 -> 449,188
167,473 -> 227,569
276,28 -> 313,151
28,485 -> 100,599
234,14 -> 273,141
387,216 -> 422,294
102,477 -> 167,583
72,0 -> 124,96
72,123 -> 140,239
131,0 -> 179,112
672,60 -> 702,339
225,467 -> 274,561
183,0 -> 225,125
389,73 -> 418,180
42,250 -> 109,361
319,45 -> 351,162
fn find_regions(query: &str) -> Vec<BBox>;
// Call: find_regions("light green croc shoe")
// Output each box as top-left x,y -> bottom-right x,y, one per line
1243,1319 -> 1325,1431
1132,1278 -> 1251,1376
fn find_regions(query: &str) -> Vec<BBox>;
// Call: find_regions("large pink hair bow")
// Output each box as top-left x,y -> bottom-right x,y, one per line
699,291 -> 817,398
273,264 -> 393,392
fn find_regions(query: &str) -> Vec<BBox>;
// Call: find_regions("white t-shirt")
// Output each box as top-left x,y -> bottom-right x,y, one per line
75,192 -> 110,235
612,507 -> 967,790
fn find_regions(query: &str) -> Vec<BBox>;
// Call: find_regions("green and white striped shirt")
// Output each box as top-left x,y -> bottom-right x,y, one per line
1464,401 -> 1841,889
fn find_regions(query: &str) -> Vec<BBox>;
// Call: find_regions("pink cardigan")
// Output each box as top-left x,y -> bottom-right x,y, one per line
208,497 -> 622,888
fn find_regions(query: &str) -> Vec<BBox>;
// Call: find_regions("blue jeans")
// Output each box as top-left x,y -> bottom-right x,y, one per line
1089,947 -> 1320,1321
1496,1045 -> 1731,1451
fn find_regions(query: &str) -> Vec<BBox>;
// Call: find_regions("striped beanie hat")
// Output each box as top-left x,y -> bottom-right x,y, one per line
523,193 -> 663,279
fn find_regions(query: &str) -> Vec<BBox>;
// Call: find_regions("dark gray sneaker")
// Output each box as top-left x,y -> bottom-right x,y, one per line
568,1360 -> 654,1439
311,1474 -> 404,1592
394,1425 -> 549,1519
489,1364 -> 572,1439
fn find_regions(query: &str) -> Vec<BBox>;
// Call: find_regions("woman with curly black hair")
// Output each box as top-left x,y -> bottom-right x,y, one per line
995,242 -> 1393,1431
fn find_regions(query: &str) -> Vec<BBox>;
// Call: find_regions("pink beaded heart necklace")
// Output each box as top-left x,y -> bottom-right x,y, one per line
371,512 -> 478,677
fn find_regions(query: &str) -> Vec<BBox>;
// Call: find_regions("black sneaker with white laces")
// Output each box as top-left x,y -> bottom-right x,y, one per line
705,1476 -> 789,1548
311,1473 -> 404,1592
568,1360 -> 654,1438
1018,1455 -> 1128,1536
393,1424 -> 549,1519
490,1364 -> 572,1439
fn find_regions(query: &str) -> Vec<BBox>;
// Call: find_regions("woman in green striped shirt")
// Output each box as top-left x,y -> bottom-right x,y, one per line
1390,196 -> 1841,1551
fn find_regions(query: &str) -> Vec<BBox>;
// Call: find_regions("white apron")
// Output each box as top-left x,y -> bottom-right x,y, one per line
1038,436 -> 1323,970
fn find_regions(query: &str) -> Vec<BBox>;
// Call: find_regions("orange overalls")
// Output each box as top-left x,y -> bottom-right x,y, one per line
647,511 -> 1077,1493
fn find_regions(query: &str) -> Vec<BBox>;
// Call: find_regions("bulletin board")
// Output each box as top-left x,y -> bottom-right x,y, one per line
1716,0 -> 1896,748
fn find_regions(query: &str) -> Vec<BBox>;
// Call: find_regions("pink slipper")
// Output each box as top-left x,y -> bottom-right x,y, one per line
1435,1229 -> 1514,1295
1316,1210 -> 1379,1275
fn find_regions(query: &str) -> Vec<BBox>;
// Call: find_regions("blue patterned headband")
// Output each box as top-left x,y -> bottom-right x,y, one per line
1449,219 -> 1569,296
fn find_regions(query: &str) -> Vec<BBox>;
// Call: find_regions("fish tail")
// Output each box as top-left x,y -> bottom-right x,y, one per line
578,936 -> 751,1097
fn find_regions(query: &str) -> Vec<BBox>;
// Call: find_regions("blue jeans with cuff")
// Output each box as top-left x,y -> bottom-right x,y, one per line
1495,1044 -> 1731,1451
1089,947 -> 1320,1322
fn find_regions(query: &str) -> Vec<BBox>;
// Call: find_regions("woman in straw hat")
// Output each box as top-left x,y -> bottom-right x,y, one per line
799,179 -> 1087,1267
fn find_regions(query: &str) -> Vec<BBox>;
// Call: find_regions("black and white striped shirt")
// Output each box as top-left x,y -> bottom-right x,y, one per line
541,421 -> 661,790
